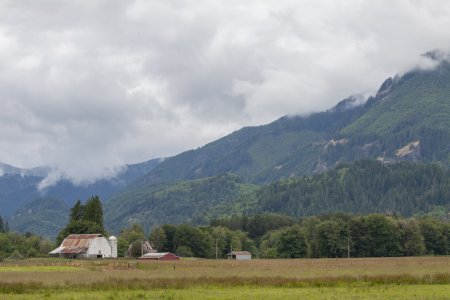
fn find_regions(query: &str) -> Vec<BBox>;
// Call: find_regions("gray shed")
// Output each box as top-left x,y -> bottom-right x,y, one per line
228,251 -> 252,260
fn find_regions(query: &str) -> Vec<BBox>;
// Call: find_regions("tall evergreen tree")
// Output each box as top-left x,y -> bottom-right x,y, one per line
70,200 -> 84,221
83,196 -> 104,225
56,196 -> 106,244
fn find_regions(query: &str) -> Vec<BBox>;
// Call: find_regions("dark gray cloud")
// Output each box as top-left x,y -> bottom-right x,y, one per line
0,0 -> 449,186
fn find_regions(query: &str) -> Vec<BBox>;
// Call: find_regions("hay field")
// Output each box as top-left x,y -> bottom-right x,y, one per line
1,257 -> 450,299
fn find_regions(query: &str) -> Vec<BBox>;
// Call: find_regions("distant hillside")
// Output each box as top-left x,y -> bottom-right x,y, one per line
138,60 -> 450,186
9,197 -> 69,239
105,160 -> 450,233
105,173 -> 258,233
0,158 -> 160,216
238,160 -> 450,218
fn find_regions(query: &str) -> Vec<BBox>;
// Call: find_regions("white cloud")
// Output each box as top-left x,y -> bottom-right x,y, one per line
0,0 -> 450,185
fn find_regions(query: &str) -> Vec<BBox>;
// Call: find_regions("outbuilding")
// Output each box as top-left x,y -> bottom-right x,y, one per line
138,252 -> 179,261
127,240 -> 156,257
228,251 -> 252,260
49,234 -> 118,259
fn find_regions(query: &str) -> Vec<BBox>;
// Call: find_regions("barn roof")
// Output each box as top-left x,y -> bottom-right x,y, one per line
49,233 -> 104,255
65,234 -> 103,239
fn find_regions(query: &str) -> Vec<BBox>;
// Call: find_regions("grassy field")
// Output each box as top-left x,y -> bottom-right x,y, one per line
1,257 -> 450,299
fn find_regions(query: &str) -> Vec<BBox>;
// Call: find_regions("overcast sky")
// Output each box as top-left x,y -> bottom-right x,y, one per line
1,0 -> 450,185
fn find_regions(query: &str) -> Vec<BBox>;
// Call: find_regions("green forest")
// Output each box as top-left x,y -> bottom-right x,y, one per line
130,213 -> 450,259
0,216 -> 54,260
242,160 -> 450,217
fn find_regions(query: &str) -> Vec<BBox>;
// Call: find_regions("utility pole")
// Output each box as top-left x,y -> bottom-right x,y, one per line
347,236 -> 350,259
215,239 -> 218,259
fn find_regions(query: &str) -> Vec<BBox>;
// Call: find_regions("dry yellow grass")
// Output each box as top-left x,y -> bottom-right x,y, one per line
1,256 -> 450,286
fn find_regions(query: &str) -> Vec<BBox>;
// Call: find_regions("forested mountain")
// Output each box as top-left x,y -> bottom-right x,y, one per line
0,158 -> 160,216
138,59 -> 450,186
105,173 -> 258,233
105,160 -> 450,233
8,197 -> 69,239
238,160 -> 450,218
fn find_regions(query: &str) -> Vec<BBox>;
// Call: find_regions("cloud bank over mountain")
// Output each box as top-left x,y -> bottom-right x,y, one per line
0,0 -> 449,185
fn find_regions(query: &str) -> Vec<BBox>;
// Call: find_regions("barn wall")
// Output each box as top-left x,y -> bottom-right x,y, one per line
87,237 -> 113,258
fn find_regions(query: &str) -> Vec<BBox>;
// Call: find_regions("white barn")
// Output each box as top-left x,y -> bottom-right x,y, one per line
49,234 -> 118,259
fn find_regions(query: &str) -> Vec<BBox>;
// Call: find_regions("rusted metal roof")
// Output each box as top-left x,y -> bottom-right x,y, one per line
49,234 -> 104,255
58,234 -> 103,253
60,247 -> 88,254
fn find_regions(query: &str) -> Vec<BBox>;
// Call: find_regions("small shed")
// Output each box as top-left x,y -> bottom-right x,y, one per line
138,252 -> 179,261
228,251 -> 252,260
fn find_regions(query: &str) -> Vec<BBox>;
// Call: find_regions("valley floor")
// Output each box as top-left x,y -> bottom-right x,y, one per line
1,257 -> 450,299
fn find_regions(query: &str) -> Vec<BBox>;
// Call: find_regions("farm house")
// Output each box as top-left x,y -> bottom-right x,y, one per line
138,252 -> 179,261
127,240 -> 156,257
228,251 -> 252,260
49,234 -> 118,259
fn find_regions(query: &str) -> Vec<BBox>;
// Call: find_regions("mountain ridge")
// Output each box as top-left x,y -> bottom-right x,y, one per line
136,60 -> 450,187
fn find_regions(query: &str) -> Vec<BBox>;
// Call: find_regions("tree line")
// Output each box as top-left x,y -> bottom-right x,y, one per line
3,195 -> 450,260
116,213 -> 450,259
257,214 -> 435,258
0,228 -> 53,260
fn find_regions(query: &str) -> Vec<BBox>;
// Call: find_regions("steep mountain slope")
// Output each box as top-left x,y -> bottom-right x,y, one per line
105,173 -> 258,233
138,60 -> 450,186
0,158 -> 160,215
139,97 -> 364,186
342,62 -> 450,136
